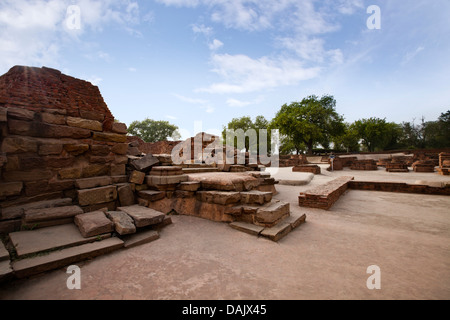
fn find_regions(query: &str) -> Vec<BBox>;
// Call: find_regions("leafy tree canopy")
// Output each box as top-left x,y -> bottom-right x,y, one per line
128,118 -> 181,143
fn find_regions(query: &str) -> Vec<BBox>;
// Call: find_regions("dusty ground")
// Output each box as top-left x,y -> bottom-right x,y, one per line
0,166 -> 449,300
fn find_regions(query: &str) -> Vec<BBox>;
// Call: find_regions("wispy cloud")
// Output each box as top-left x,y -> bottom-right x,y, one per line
173,93 -> 215,113
401,46 -> 425,66
208,39 -> 224,51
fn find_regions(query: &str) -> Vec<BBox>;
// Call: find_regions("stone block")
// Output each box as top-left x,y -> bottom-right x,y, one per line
106,211 -> 136,235
131,154 -> 159,172
0,182 -> 23,198
59,167 -> 82,180
196,191 -> 241,205
137,190 -> 165,202
255,201 -> 290,227
129,170 -> 146,184
75,176 -> 112,189
1,198 -> 73,220
110,164 -> 126,176
114,155 -> 129,165
178,181 -> 201,192
0,107 -> 6,122
8,119 -> 92,139
111,143 -> 128,155
23,205 -> 83,223
118,205 -> 166,228
260,222 -> 292,242
12,237 -> 123,279
111,122 -> 128,134
3,169 -> 53,182
1,136 -> 38,153
240,190 -> 273,205
229,221 -> 264,236
45,156 -> 75,168
74,211 -> 114,238
64,144 -> 89,155
39,144 -> 63,156
80,110 -> 105,122
93,132 -> 127,143
117,184 -> 135,207
41,112 -> 66,125
7,107 -> 35,121
111,175 -> 128,184
82,164 -> 110,178
122,230 -> 159,249
90,145 -> 111,156
67,116 -> 103,131
77,186 -> 117,206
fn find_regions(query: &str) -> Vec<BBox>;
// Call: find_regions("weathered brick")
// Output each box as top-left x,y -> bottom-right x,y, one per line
82,164 -> 110,178
8,119 -> 92,139
90,144 -> 110,156
45,156 -> 75,168
67,116 -> 103,131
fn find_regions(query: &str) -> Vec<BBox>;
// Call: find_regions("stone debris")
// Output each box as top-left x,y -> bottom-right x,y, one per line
105,211 -> 136,235
118,205 -> 166,228
74,211 -> 114,238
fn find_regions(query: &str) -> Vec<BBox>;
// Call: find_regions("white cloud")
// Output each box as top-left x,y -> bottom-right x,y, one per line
192,24 -> 213,37
166,115 -> 177,120
401,46 -> 425,66
226,96 -> 263,108
173,93 -> 215,113
197,53 -> 320,94
0,0 -> 143,74
208,39 -> 224,51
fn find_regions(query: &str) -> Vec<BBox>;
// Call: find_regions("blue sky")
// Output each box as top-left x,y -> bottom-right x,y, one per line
0,0 -> 449,140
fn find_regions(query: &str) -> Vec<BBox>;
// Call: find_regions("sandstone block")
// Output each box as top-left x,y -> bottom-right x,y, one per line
111,143 -> 128,155
110,164 -> 126,176
82,164 -> 110,178
1,136 -> 38,153
122,230 -> 159,249
59,167 -> 82,179
240,190 -> 273,205
0,182 -> 23,198
77,186 -> 117,206
118,205 -> 166,228
146,174 -> 188,186
41,113 -> 66,125
118,184 -> 135,207
67,116 -> 103,131
93,132 -> 127,143
80,110 -> 105,122
74,211 -> 114,238
7,107 -> 35,121
1,198 -> 73,220
39,144 -> 63,156
178,181 -> 201,192
64,144 -> 89,155
129,170 -> 146,184
196,191 -> 241,205
90,144 -> 110,156
23,205 -> 83,223
111,122 -> 128,134
75,176 -> 112,189
131,154 -> 159,172
106,211 -> 136,235
137,190 -> 165,202
0,107 -> 6,122
3,169 -> 53,182
255,201 -> 290,227
111,175 -> 128,184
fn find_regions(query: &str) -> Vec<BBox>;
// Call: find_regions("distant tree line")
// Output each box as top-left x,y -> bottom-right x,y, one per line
126,96 -> 449,155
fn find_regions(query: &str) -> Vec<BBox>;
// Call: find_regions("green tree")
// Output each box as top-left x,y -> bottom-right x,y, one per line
223,115 -> 271,154
352,117 -> 400,152
333,123 -> 360,152
270,95 -> 345,155
423,110 -> 450,148
128,118 -> 181,143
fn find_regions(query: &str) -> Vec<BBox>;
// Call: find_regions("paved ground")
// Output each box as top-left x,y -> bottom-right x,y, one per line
1,167 -> 449,300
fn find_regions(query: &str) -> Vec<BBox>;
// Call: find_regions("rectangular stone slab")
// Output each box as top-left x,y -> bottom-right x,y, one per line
0,260 -> 13,283
122,230 -> 159,248
260,222 -> 292,242
229,221 -> 264,236
12,237 -> 124,279
75,176 -> 112,189
106,211 -> 136,235
23,205 -> 83,223
77,186 -> 117,206
118,205 -> 165,228
74,211 -> 115,238
9,224 -> 111,258
0,242 -> 9,262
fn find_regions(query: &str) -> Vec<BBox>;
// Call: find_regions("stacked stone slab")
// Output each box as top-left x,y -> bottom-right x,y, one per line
0,66 -> 129,233
412,161 -> 435,172
350,159 -> 378,171
437,152 -> 450,175
385,159 -> 409,172
292,165 -> 321,174
299,176 -> 354,210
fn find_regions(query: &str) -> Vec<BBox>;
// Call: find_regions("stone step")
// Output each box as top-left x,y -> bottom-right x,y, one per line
105,211 -> 136,235
122,230 -> 159,249
12,237 -> 124,279
77,185 -> 117,207
229,221 -> 264,236
0,260 -> 13,283
118,205 -> 166,228
196,191 -> 241,205
137,190 -> 166,201
0,241 -> 10,262
182,167 -> 219,174
254,201 -> 290,228
260,221 -> 292,242
239,190 -> 273,205
23,205 -> 83,224
74,211 -> 115,238
9,223 -> 111,258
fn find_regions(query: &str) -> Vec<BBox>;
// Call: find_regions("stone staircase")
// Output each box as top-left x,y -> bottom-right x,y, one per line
0,203 -> 171,281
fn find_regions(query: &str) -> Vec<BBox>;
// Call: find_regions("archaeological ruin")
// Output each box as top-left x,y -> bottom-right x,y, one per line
0,66 -> 449,286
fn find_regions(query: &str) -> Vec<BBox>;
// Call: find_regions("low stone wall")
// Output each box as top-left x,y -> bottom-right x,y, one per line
298,176 -> 354,210
348,181 -> 450,196
292,165 -> 321,174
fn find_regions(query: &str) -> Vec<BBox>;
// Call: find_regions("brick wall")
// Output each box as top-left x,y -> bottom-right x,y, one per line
0,66 -> 128,227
